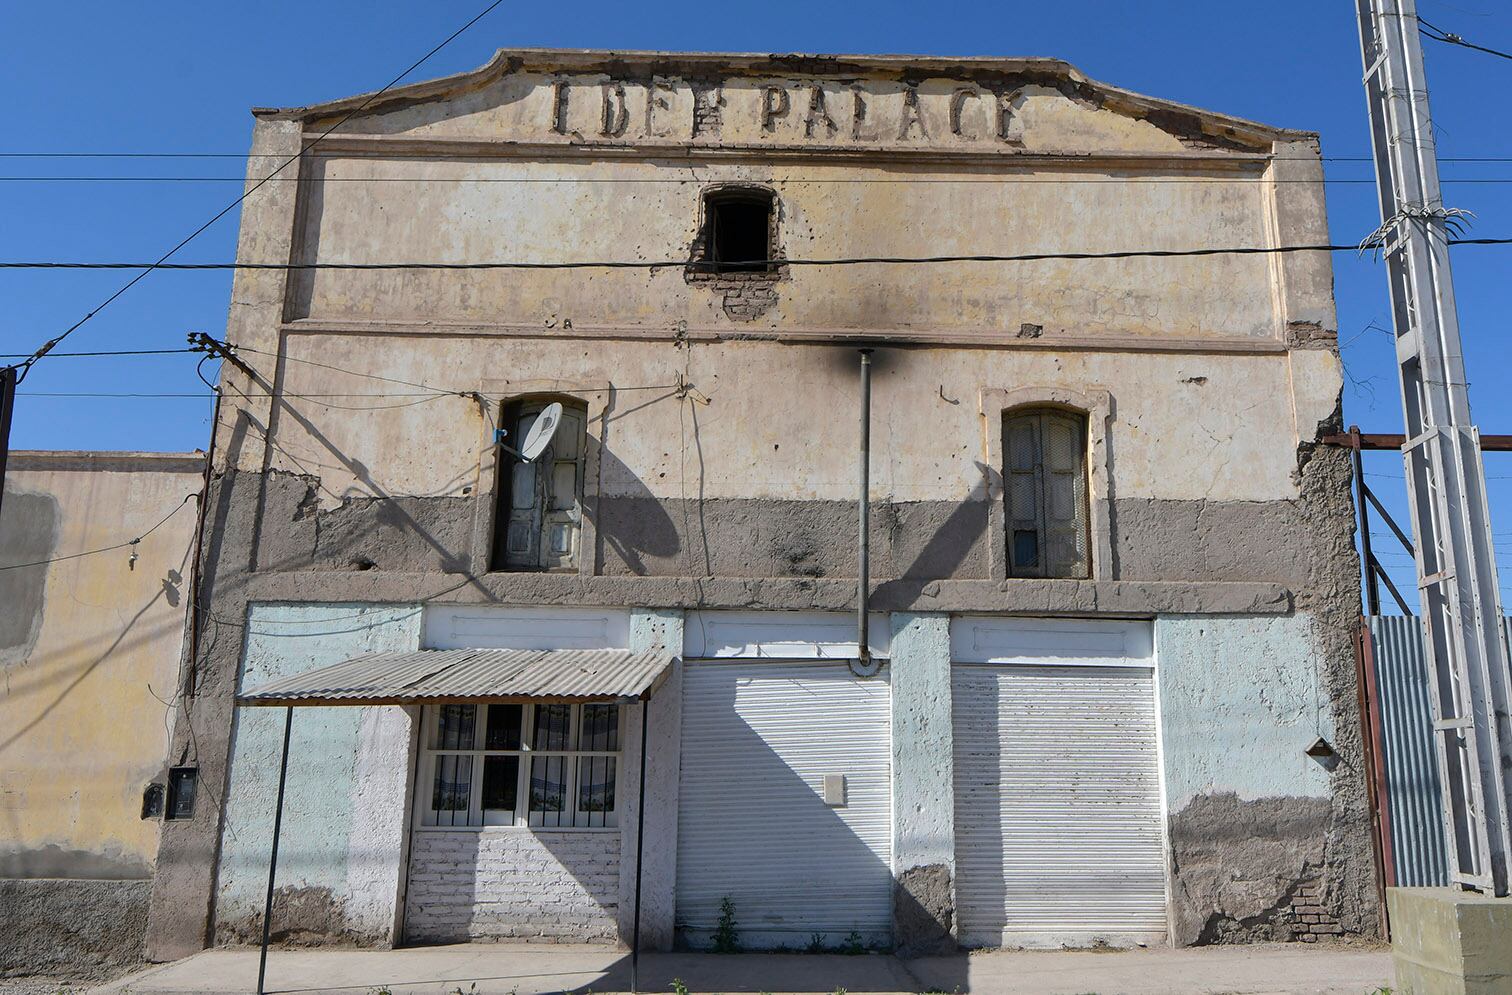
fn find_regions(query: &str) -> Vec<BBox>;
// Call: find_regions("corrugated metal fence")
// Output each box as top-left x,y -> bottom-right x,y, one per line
1368,616 -> 1449,887
1367,615 -> 1512,886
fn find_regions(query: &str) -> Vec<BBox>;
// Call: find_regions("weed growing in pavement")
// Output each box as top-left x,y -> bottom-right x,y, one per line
671,978 -> 691,995
839,930 -> 865,955
713,895 -> 740,953
806,932 -> 827,954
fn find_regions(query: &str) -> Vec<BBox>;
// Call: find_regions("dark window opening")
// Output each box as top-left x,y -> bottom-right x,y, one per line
698,189 -> 776,274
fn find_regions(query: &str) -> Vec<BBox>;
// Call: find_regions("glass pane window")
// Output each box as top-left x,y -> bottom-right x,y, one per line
485,704 -> 523,750
416,703 -> 621,830
580,704 -> 619,752
533,704 -> 575,751
577,756 -> 618,828
432,704 -> 477,750
431,754 -> 473,827
481,755 -> 519,825
530,756 -> 569,826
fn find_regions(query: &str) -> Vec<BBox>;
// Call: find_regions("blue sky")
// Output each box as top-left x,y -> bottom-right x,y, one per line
3,0 -> 1510,610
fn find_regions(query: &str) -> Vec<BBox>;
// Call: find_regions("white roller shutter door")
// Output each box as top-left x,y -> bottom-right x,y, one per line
953,662 -> 1168,947
677,659 -> 893,947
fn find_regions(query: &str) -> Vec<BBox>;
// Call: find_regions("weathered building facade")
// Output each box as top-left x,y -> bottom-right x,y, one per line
1,451 -> 203,979
143,50 -> 1376,960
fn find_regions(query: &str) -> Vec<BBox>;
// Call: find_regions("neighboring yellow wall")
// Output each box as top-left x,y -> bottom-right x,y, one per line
0,453 -> 201,878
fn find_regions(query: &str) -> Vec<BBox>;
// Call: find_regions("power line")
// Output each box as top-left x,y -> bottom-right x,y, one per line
6,237 -> 1512,271
0,494 -> 196,572
1420,16 -> 1512,61
4,151 -> 1512,162
0,348 -> 196,359
0,175 -> 1490,184
0,175 -> 1509,185
5,0 -> 506,381
16,384 -> 687,400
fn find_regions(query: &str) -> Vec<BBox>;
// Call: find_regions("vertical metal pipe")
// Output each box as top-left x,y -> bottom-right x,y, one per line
1352,426 -> 1381,616
858,350 -> 872,667
630,698 -> 649,995
257,707 -> 294,995
0,366 -> 16,525
1355,621 -> 1396,938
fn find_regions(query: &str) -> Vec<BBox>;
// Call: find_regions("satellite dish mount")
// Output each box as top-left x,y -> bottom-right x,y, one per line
494,401 -> 565,463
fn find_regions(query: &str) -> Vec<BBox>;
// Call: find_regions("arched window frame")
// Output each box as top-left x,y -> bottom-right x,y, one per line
686,183 -> 785,279
471,379 -> 610,577
980,386 -> 1114,582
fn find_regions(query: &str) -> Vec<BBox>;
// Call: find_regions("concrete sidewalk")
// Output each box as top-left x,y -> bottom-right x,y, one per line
95,942 -> 1393,995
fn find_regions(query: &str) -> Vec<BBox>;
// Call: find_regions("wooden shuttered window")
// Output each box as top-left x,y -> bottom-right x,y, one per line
1003,408 -> 1091,579
494,399 -> 587,571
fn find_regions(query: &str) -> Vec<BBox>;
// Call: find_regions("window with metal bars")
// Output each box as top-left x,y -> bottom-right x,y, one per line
416,702 -> 621,829
492,398 -> 588,571
1003,408 -> 1092,579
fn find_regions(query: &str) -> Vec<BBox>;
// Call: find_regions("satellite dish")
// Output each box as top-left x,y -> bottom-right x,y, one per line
518,402 -> 565,462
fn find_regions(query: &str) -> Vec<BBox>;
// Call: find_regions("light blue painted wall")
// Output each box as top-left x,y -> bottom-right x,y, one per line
215,603 -> 422,944
1156,613 -> 1335,811
890,612 -> 954,872
620,608 -> 684,949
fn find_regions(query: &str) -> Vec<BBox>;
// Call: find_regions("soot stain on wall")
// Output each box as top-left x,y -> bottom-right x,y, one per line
0,489 -> 61,669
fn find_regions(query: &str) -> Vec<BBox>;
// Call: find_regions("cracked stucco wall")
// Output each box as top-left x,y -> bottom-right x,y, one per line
213,604 -> 420,947
1156,443 -> 1376,946
1158,613 -> 1336,944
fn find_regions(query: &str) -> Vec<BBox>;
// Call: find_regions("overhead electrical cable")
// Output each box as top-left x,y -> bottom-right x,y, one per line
0,494 -> 197,572
1420,16 -> 1512,61
4,152 -> 1512,163
7,237 -> 1512,271
5,0 -> 507,381
0,348 -> 197,359
17,384 -> 690,400
0,175 -> 1508,185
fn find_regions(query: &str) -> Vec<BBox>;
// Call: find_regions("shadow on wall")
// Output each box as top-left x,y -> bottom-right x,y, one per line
401,828 -> 621,945
591,445 -> 682,575
0,506 -> 191,760
951,664 -> 1170,951
249,390 -> 482,581
673,660 -> 964,992
873,469 -> 991,606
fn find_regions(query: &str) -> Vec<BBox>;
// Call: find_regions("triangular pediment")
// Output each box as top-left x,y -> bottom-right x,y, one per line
256,49 -> 1305,158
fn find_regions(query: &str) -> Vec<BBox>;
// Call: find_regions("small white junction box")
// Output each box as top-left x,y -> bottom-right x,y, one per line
822,773 -> 847,807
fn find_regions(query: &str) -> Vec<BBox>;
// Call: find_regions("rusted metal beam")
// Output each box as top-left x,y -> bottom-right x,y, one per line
1322,431 -> 1512,451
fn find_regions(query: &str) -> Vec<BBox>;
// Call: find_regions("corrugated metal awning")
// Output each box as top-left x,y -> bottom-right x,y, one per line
237,648 -> 675,707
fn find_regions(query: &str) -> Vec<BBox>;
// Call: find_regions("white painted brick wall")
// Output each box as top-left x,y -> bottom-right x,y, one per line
404,831 -> 620,943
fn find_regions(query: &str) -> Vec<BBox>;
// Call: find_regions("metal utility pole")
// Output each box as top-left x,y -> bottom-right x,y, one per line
0,366 -> 15,524
857,349 -> 873,672
1357,0 -> 1512,895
